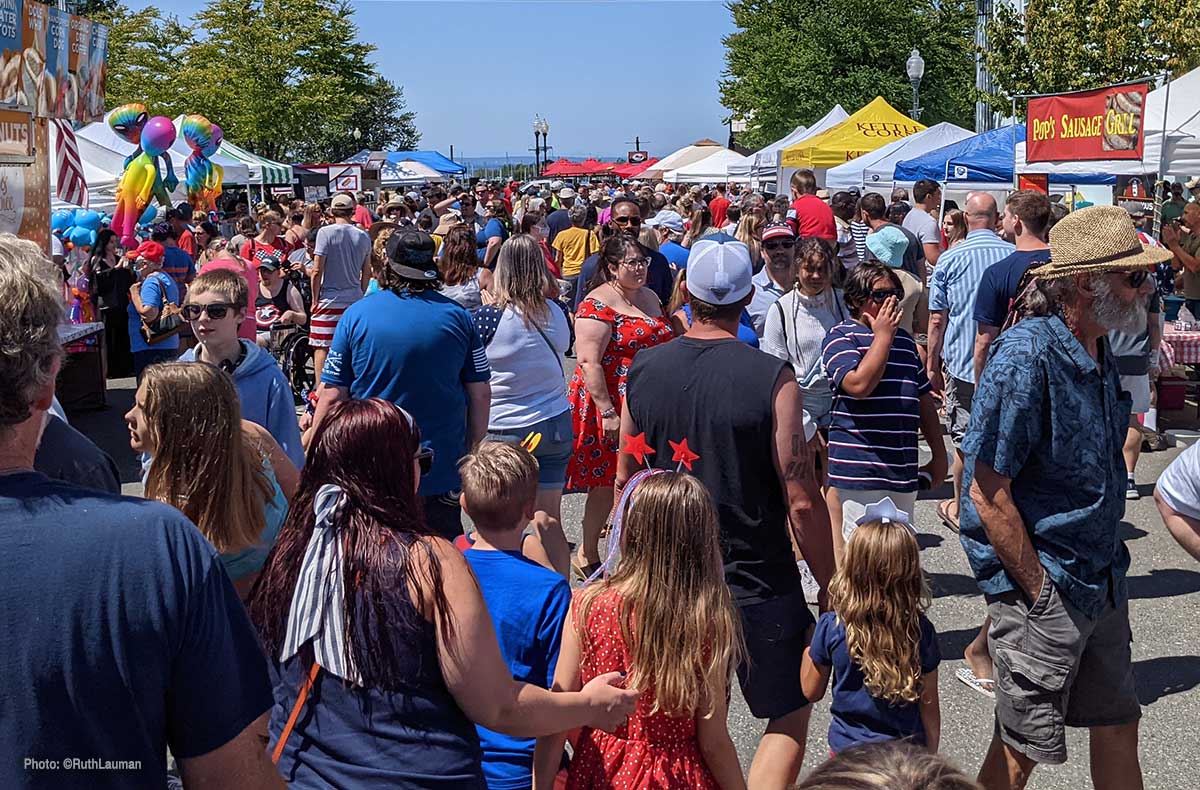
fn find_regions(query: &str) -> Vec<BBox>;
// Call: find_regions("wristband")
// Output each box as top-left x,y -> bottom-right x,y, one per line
600,407 -> 617,419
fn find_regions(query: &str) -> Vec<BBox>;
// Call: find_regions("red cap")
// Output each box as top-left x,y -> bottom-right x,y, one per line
127,240 -> 165,264
762,222 -> 796,242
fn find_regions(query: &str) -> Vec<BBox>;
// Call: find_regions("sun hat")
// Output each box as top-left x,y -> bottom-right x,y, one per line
645,209 -> 684,234
762,221 -> 796,242
1031,205 -> 1173,280
558,187 -> 577,200
384,229 -> 439,281
550,180 -> 564,191
865,226 -> 909,268
385,195 -> 405,209
686,233 -> 753,305
433,211 -> 462,237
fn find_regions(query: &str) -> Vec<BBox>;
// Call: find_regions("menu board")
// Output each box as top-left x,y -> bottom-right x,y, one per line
83,12 -> 105,121
68,13 -> 88,122
0,2 -> 107,121
20,0 -> 47,116
0,0 -> 20,105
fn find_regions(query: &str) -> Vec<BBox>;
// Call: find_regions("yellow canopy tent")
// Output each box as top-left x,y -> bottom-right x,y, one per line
781,97 -> 925,168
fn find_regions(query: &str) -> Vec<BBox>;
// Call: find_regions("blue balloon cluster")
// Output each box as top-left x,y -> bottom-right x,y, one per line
52,208 -> 109,250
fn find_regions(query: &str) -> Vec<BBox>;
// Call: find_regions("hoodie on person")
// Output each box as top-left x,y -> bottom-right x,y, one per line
179,340 -> 304,468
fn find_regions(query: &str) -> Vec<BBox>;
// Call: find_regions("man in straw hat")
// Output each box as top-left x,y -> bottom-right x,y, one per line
960,205 -> 1169,790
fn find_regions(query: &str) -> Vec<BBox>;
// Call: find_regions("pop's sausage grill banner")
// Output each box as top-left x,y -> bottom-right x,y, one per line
1025,82 -> 1149,164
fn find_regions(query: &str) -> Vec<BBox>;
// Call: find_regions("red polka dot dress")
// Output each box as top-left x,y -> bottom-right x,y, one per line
565,297 -> 674,492
567,587 -> 719,790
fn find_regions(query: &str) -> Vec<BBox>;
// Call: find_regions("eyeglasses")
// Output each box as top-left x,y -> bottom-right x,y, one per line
415,441 -> 434,476
182,302 -> 239,321
612,215 -> 642,227
763,239 -> 795,251
1121,269 -> 1149,289
869,288 -> 905,303
620,257 -> 650,271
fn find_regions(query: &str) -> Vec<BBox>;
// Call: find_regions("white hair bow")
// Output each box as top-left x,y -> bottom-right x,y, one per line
854,496 -> 917,536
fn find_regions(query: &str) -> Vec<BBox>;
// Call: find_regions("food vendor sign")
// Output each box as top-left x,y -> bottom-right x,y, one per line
1025,82 -> 1149,163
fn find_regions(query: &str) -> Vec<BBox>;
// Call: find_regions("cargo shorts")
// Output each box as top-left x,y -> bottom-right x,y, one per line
985,572 -> 1141,765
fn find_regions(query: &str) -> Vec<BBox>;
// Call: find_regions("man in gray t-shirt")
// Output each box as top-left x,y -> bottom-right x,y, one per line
311,193 -> 371,384
903,178 -> 944,266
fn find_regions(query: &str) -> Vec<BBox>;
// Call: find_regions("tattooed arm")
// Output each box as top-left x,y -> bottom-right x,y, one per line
772,370 -> 835,607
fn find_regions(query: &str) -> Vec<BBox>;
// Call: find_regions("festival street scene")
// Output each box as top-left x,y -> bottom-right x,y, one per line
2,1 -> 1199,788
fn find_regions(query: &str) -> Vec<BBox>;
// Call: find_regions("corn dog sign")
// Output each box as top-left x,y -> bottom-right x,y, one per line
1025,82 -> 1148,163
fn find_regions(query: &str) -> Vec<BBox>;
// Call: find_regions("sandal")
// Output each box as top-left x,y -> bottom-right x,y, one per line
955,666 -> 996,699
937,499 -> 960,534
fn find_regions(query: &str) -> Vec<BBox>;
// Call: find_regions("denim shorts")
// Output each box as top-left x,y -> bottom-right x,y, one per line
485,410 -> 573,490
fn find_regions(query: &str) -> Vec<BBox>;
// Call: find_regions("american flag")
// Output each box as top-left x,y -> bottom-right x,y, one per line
51,119 -> 88,208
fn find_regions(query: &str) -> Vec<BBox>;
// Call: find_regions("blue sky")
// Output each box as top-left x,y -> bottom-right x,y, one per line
132,0 -> 736,159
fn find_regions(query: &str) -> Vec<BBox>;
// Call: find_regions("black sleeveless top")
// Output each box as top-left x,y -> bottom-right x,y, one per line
626,336 -> 798,605
255,284 -> 293,330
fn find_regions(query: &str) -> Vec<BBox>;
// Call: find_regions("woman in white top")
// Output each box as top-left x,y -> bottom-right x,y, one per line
471,234 -> 572,575
761,238 -> 848,433
438,224 -> 493,310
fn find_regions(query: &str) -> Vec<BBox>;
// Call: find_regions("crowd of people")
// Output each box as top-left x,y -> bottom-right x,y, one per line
5,166 -> 1200,790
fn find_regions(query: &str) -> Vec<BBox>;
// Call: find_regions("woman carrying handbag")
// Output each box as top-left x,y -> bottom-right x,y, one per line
126,239 -> 183,379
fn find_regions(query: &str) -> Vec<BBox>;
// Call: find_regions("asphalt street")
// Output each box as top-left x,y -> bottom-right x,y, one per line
76,376 -> 1200,789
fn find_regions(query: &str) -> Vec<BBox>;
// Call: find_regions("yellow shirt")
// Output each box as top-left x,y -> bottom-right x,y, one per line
552,227 -> 600,277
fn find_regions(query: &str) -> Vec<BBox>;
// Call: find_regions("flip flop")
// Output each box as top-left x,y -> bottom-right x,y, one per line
937,499 -> 960,534
955,666 -> 996,699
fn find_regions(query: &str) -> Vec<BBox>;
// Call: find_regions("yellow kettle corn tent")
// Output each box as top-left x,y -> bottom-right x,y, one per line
781,97 -> 926,168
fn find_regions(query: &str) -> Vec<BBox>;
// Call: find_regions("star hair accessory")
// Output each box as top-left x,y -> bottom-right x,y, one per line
854,496 -> 917,536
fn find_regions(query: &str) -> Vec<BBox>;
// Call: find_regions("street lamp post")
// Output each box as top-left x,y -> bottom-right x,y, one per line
540,119 -> 551,170
532,118 -> 542,174
906,48 -> 925,121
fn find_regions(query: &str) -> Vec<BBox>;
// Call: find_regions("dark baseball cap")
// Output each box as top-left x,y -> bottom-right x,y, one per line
384,230 -> 439,281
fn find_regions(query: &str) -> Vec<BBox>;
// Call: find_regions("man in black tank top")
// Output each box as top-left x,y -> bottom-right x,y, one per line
620,234 -> 835,788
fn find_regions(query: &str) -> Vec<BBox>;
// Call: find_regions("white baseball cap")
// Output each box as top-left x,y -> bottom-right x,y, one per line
686,233 -> 753,305
646,209 -> 684,234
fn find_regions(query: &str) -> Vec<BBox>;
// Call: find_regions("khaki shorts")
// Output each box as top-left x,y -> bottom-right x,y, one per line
986,573 -> 1140,765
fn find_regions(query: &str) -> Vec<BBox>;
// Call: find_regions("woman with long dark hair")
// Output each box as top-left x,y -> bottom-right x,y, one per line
248,399 -> 637,786
439,224 -> 492,310
566,235 -> 674,578
88,228 -> 135,378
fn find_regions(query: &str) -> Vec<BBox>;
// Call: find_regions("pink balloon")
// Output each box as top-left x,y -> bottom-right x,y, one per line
141,116 -> 177,157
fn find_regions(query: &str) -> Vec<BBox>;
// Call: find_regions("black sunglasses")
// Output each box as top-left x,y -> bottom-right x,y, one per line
869,288 -> 904,303
182,302 -> 239,321
1122,270 -> 1149,288
764,239 -> 796,251
416,441 -> 434,476
612,216 -> 642,226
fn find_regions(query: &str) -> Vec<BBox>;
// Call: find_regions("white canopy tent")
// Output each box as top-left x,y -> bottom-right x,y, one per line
1014,68 -> 1200,177
77,120 -> 252,188
663,149 -> 753,184
640,139 -> 726,180
825,122 -> 974,190
743,105 -> 850,187
380,159 -> 445,186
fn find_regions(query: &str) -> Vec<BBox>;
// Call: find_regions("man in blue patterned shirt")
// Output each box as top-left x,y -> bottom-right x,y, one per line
961,206 -> 1172,790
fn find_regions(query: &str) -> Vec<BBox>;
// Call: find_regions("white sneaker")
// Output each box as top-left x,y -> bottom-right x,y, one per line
797,560 -> 820,603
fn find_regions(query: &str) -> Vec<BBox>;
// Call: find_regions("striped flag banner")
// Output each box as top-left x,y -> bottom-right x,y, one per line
52,119 -> 88,208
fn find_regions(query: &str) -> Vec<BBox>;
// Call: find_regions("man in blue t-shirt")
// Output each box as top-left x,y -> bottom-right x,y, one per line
316,229 -> 492,541
456,442 -> 570,790
646,209 -> 690,270
0,241 -> 278,789
972,190 -> 1053,383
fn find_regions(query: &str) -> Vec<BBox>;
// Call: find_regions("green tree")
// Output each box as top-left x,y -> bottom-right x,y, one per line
985,0 -> 1200,114
720,0 -> 976,150
309,75 -> 420,163
91,3 -> 196,115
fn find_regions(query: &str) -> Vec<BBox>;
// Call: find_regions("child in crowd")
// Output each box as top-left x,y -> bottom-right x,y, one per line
800,499 -> 941,755
178,269 -> 305,468
821,261 -> 947,560
535,471 -> 746,790
458,442 -> 572,790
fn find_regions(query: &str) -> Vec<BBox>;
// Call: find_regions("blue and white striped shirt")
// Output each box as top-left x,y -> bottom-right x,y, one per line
822,321 -> 931,492
928,229 -> 1015,383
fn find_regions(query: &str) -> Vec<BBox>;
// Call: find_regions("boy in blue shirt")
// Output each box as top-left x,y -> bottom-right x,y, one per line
457,442 -> 572,790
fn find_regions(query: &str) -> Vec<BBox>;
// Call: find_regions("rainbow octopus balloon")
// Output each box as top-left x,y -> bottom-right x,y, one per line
182,115 -> 224,212
112,113 -> 177,248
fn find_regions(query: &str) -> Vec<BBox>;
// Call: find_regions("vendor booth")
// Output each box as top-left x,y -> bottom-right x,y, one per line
738,105 -> 850,189
825,122 -> 972,191
347,149 -> 465,176
664,149 -> 753,184
640,139 -> 726,180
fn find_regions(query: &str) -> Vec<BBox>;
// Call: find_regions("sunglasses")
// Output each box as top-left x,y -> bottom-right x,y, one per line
1121,269 -> 1149,288
612,216 -> 642,227
764,239 -> 796,251
869,288 -> 905,303
182,302 -> 239,321
415,441 -> 434,476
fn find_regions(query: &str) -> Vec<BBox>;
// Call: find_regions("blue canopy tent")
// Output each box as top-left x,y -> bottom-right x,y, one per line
347,149 -> 466,175
894,124 -> 1114,188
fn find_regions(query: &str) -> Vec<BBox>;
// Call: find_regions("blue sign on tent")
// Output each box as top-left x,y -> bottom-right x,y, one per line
347,148 -> 465,175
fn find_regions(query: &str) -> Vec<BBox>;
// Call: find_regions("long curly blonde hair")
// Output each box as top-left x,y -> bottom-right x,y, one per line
828,520 -> 931,705
575,473 -> 744,717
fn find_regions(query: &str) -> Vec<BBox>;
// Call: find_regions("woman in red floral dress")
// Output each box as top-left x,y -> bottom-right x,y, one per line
566,236 -> 674,578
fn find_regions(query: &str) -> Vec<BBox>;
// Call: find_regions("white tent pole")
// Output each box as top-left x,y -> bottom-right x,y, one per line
1153,70 -> 1173,238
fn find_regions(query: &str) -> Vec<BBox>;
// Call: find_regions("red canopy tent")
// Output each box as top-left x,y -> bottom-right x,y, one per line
540,158 -> 578,176
578,158 -> 616,175
611,158 -> 658,178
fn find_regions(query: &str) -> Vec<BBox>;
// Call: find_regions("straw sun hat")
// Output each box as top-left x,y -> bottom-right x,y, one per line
1032,205 -> 1172,280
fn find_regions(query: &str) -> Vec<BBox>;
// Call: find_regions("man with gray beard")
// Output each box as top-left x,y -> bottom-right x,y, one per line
958,206 -> 1169,790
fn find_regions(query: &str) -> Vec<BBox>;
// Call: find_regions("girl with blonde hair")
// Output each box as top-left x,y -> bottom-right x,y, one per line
801,503 -> 941,754
535,472 -> 746,789
126,362 -> 297,598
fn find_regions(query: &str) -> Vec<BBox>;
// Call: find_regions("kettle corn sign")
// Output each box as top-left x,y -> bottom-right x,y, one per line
1026,83 -> 1149,163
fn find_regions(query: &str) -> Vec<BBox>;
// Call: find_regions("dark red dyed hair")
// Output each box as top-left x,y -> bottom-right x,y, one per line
248,398 -> 454,690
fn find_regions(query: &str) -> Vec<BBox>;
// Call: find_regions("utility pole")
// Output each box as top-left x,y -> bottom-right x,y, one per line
624,136 -> 649,153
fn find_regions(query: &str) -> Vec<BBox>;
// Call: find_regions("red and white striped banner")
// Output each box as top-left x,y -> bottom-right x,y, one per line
51,119 -> 88,208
